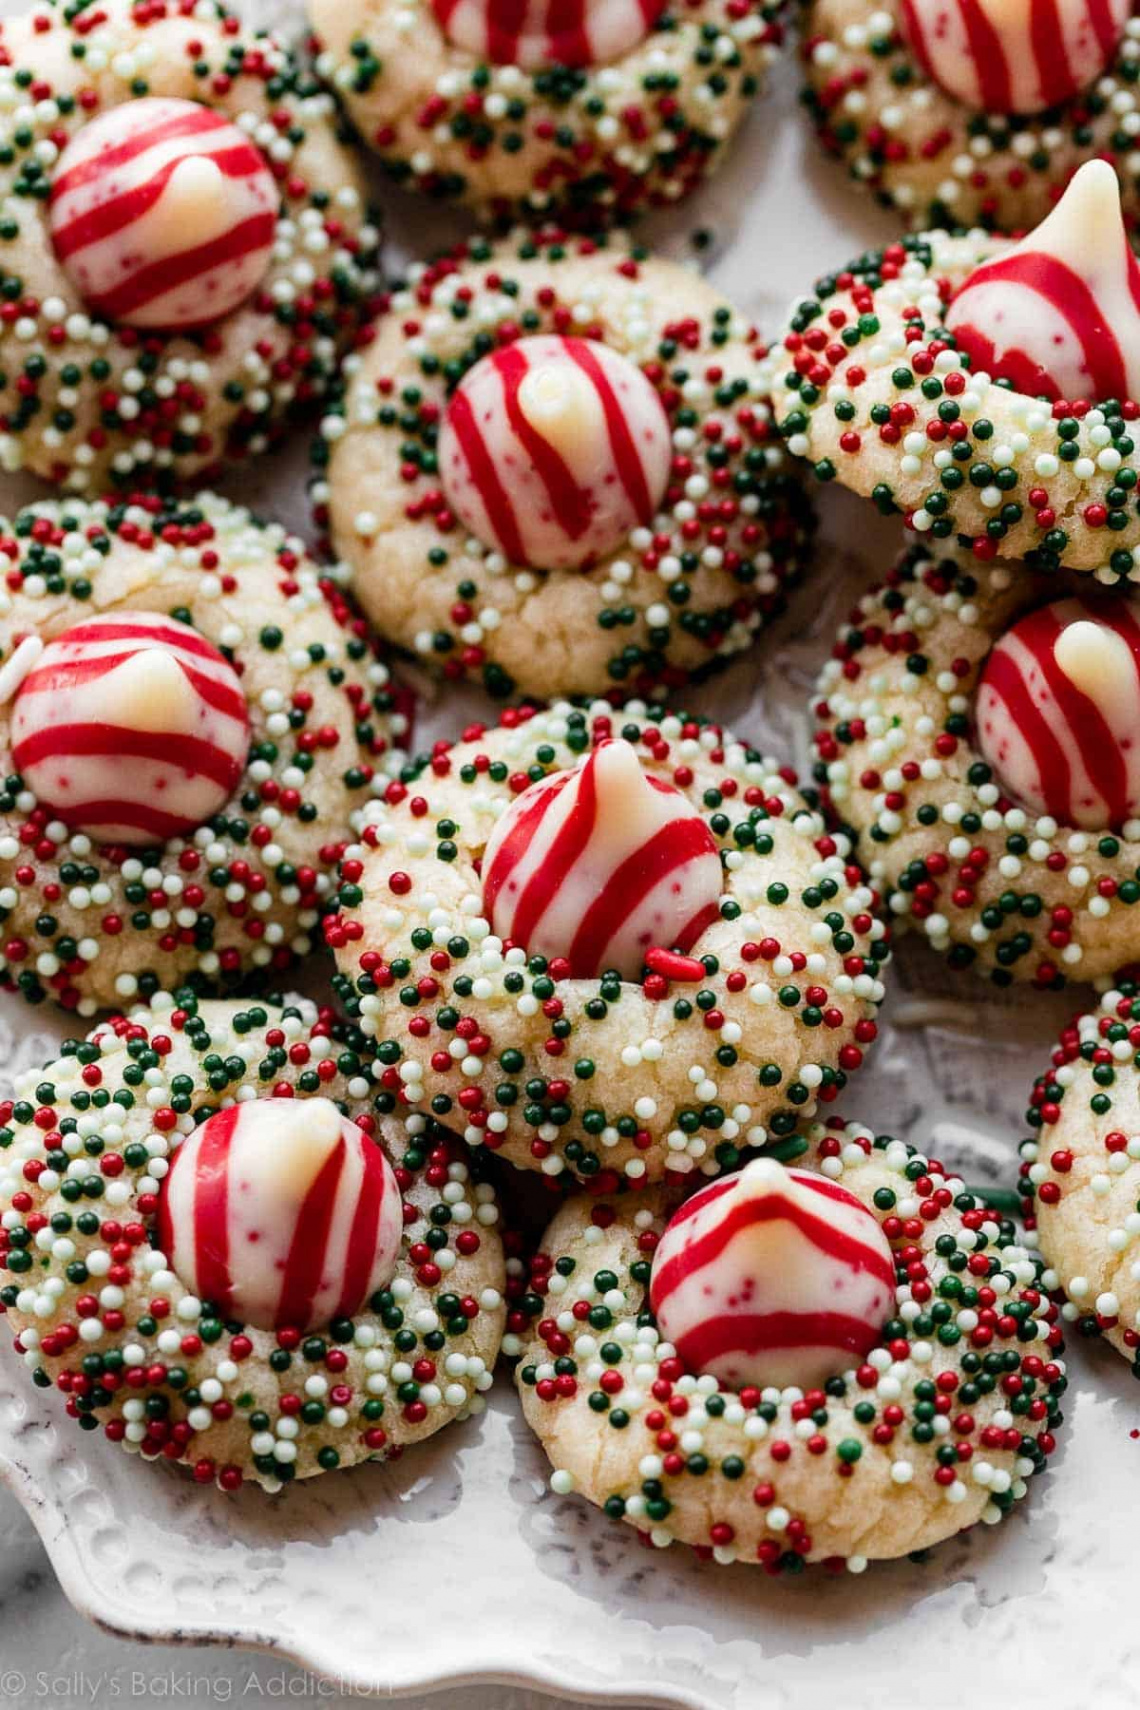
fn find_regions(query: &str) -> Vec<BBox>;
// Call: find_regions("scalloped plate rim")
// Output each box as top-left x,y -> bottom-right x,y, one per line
0,1435 -> 711,1710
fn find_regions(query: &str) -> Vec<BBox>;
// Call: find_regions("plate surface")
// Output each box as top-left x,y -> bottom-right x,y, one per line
0,7 -> 1137,1707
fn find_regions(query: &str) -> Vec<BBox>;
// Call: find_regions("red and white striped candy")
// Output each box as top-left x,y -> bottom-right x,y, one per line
9,611 -> 250,846
438,334 -> 671,571
157,1097 -> 402,1332
976,595 -> 1140,828
430,0 -> 667,68
946,160 -> 1140,402
900,0 -> 1128,114
49,96 -> 277,330
649,1158 -> 897,1392
480,738 -> 721,980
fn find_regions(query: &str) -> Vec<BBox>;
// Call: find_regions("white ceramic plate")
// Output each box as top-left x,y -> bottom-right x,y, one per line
1,8 -> 1137,1707
3,930 -> 1137,1710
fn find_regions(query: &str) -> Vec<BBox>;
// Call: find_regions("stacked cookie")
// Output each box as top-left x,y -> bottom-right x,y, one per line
0,0 -> 498,1498
0,0 -> 1075,1588
312,235 -> 816,699
801,0 -> 1140,230
765,159 -> 1140,991
308,0 -> 789,221
765,90 -> 1140,1513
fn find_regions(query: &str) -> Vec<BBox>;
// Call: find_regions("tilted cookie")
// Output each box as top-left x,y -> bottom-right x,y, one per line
0,994 -> 505,1491
513,1117 -> 1065,1569
1022,978 -> 1140,1373
326,699 -> 889,1187
313,235 -> 815,700
0,0 -> 380,490
802,0 -> 1139,231
308,0 -> 787,222
765,161 -> 1140,582
812,541 -> 1140,987
0,492 -> 403,1014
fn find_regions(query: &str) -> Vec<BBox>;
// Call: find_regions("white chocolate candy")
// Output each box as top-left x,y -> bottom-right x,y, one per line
1054,618 -> 1136,716
649,1158 -> 897,1391
10,611 -> 250,845
480,737 -> 722,979
110,646 -> 200,731
148,154 -> 230,246
900,0 -> 1129,115
49,96 -> 278,329
157,1097 -> 402,1332
516,360 -> 606,458
976,594 -> 1140,828
946,160 -> 1140,402
0,635 -> 44,706
429,0 -> 667,68
438,334 -> 671,571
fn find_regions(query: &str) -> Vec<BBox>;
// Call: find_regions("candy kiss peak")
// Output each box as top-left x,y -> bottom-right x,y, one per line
437,333 -> 671,572
975,595 -> 1140,828
157,1097 -> 401,1333
9,613 -> 250,846
145,154 -> 232,252
648,1157 -> 897,1392
945,160 -> 1140,402
479,737 -> 722,980
516,360 -> 605,460
94,646 -> 200,733
1053,617 -> 1137,718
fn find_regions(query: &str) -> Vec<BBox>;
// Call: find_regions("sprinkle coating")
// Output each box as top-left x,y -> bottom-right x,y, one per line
0,0 -> 381,490
308,0 -> 786,222
0,992 -> 506,1491
514,1116 -> 1065,1568
811,541 -> 1140,987
315,234 -> 815,701
1023,977 -> 1140,1374
326,698 -> 889,1186
0,491 -> 403,1015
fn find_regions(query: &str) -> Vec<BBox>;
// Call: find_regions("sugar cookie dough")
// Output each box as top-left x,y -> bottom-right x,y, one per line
314,235 -> 815,700
327,699 -> 889,1186
309,0 -> 787,221
0,0 -> 380,490
0,994 -> 506,1491
0,492 -> 403,1014
514,1117 -> 1065,1568
812,542 -> 1140,987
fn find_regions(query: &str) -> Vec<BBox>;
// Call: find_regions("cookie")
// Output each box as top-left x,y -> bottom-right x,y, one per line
0,491 -> 404,1015
764,162 -> 1140,580
308,0 -> 786,222
802,0 -> 1139,231
0,0 -> 381,491
1022,979 -> 1140,1373
326,699 -> 889,1187
513,1117 -> 1065,1569
0,993 -> 506,1491
812,541 -> 1140,987
313,235 -> 815,701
